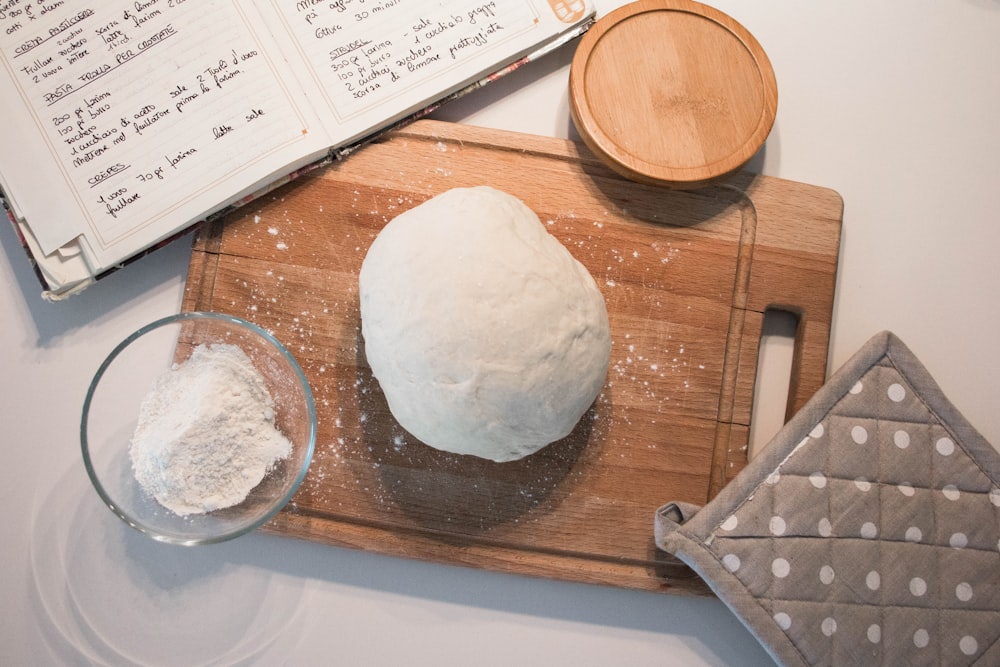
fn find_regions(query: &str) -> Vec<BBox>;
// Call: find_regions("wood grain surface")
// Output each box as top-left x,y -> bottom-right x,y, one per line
569,0 -> 778,188
182,119 -> 842,594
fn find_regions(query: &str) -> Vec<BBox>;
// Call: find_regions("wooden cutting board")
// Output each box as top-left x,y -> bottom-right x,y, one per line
182,119 -> 842,595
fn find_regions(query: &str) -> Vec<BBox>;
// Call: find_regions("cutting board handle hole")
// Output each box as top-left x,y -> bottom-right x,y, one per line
748,309 -> 800,461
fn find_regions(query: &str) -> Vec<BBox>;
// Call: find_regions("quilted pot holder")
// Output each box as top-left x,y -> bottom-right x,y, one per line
655,331 -> 1000,666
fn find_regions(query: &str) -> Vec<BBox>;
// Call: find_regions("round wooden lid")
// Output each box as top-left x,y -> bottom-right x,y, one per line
569,0 -> 777,189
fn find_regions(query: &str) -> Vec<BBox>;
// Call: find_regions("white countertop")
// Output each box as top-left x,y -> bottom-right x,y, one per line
3,1 -> 998,665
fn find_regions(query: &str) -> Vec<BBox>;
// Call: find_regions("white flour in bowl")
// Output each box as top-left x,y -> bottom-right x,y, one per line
129,343 -> 291,516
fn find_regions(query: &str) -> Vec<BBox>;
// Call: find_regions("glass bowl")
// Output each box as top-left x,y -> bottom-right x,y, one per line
81,312 -> 316,545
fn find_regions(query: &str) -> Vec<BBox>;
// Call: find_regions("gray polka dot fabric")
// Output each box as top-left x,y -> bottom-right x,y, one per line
656,332 -> 1000,666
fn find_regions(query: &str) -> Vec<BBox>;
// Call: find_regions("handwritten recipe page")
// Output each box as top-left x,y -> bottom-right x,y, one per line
0,1 -> 326,269
262,0 -> 555,136
0,0 -> 592,290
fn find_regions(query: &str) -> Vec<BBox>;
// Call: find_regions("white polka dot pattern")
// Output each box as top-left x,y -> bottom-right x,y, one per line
888,383 -> 906,402
722,554 -> 740,573
677,339 -> 1000,667
960,636 -> 978,656
894,429 -> 910,449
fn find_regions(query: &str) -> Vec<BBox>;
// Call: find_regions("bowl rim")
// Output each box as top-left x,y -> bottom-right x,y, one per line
80,311 -> 317,545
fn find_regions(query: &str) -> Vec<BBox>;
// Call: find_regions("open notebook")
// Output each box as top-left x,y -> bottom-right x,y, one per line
0,1 -> 593,299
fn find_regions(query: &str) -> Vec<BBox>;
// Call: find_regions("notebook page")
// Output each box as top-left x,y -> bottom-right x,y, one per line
259,0 -> 592,147
0,2 -> 330,270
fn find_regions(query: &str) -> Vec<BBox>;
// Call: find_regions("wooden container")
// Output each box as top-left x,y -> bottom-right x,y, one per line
569,0 -> 778,189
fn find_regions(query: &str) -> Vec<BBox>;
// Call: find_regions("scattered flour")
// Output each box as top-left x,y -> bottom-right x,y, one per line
129,343 -> 291,516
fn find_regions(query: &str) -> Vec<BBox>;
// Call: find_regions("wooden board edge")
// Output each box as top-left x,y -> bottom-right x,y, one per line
392,119 -> 608,169
261,511 -> 714,597
181,220 -> 226,313
735,173 -> 844,419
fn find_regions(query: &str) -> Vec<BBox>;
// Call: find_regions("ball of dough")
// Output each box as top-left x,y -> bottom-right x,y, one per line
358,186 -> 611,462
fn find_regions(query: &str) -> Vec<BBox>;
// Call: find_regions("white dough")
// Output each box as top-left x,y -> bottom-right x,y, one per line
358,186 -> 611,462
